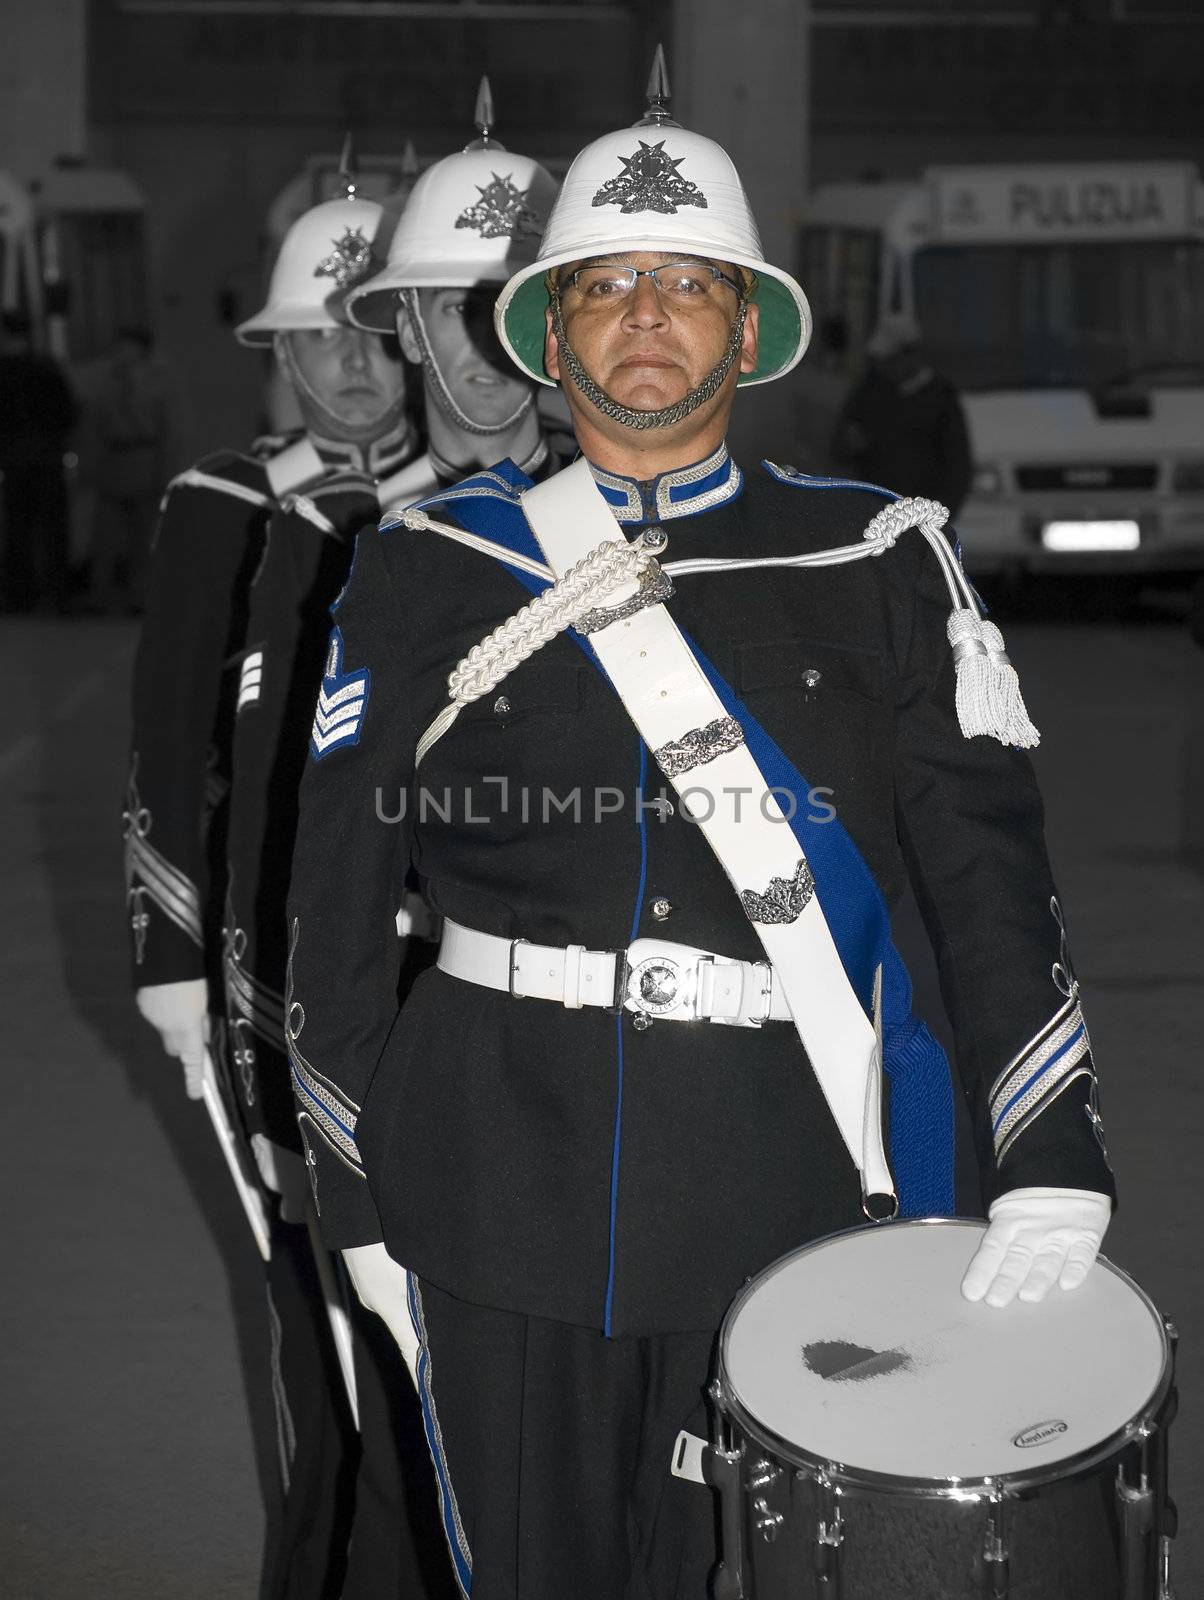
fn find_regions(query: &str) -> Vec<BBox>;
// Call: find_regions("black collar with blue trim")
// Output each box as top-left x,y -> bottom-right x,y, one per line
587,443 -> 743,524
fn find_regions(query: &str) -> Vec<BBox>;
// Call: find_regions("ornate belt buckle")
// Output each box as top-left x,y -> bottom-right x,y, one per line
626,952 -> 699,1019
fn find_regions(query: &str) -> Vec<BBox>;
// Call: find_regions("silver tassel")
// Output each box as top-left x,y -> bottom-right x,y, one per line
946,609 -> 1039,748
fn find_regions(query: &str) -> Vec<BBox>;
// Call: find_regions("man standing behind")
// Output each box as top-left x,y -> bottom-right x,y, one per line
832,312 -> 972,517
126,171 -> 423,1598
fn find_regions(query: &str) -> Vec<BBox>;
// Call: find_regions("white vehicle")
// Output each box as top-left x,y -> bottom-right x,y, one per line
798,163 -> 1204,575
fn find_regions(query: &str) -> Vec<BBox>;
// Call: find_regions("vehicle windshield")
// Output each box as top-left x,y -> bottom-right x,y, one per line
913,240 -> 1204,391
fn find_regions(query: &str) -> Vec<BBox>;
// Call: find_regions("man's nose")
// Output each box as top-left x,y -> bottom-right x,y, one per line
341,332 -> 372,374
621,274 -> 668,330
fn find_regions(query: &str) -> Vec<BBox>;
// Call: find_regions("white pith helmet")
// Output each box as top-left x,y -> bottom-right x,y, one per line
345,77 -> 559,333
237,137 -> 398,347
495,47 -> 811,389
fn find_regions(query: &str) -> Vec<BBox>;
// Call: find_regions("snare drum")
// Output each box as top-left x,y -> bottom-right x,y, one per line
710,1220 -> 1176,1599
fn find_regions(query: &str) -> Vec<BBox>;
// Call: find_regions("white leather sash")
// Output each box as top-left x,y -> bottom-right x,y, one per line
520,460 -> 895,1210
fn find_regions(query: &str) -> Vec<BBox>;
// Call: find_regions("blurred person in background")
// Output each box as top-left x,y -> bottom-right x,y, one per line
124,160 -> 451,1599
0,312 -> 79,613
88,325 -> 173,614
832,311 -> 972,518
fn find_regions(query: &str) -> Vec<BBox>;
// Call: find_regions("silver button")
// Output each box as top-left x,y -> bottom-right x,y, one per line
648,797 -> 674,820
641,525 -> 668,553
493,695 -> 512,715
802,668 -> 822,689
651,897 -> 672,922
632,1011 -> 654,1031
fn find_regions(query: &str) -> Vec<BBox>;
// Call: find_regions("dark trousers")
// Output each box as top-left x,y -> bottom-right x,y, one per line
411,1276 -> 719,1600
260,1223 -> 457,1600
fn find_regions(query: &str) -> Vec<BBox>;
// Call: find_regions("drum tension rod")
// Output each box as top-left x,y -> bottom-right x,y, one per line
982,1485 -> 1010,1600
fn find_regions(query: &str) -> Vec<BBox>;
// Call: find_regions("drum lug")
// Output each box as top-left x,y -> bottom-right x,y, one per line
752,1496 -> 786,1542
812,1474 -> 845,1592
981,1491 -> 1010,1600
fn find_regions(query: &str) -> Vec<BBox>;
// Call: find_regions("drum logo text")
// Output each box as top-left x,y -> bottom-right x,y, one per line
1013,1419 -> 1068,1449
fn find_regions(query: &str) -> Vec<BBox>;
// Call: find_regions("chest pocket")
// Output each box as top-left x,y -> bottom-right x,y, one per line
733,636 -> 889,807
735,636 -> 884,705
456,657 -> 586,728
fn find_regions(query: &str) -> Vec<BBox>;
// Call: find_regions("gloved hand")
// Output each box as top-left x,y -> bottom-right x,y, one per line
250,1135 -> 311,1225
342,1241 -> 420,1384
962,1187 -> 1112,1309
135,979 -> 209,1099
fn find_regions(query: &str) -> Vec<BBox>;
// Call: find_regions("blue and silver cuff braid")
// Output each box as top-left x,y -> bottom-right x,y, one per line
548,282 -> 749,432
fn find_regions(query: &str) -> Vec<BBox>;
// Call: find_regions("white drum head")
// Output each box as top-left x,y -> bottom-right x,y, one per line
721,1220 -> 1167,1486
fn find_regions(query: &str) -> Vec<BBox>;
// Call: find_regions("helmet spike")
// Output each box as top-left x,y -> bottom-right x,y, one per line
465,73 -> 507,152
474,75 -> 494,145
635,43 -> 680,129
338,131 -> 358,201
401,137 -> 419,180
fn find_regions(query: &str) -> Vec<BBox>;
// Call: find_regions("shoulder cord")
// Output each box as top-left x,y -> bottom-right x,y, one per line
400,495 -> 1037,762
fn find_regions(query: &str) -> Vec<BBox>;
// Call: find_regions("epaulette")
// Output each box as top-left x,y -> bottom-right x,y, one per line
761,460 -> 965,562
161,448 -> 274,513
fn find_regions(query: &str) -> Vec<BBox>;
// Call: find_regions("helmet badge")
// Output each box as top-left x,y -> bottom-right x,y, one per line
591,141 -> 708,216
314,227 -> 373,289
455,173 -> 541,240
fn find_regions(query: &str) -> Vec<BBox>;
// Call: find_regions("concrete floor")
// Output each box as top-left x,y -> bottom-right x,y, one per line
1,610 -> 1201,1598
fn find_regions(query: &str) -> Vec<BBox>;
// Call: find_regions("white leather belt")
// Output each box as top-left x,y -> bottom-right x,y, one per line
437,918 -> 794,1028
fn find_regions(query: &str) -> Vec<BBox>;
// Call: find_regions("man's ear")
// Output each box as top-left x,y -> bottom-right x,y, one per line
396,303 -> 422,365
739,299 -> 760,377
543,304 -> 561,383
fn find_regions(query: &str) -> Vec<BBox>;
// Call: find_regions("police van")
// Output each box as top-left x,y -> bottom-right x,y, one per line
798,163 -> 1204,576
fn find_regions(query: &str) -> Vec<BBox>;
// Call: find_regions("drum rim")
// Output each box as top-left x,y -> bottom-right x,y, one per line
716,1217 -> 1172,1498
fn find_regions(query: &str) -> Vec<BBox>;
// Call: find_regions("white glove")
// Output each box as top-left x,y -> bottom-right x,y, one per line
136,979 -> 209,1099
342,1241 -> 420,1385
962,1187 -> 1112,1309
250,1135 -> 311,1225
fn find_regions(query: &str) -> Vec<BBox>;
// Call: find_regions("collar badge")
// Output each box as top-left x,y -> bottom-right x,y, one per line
314,227 -> 373,289
455,173 -> 541,240
591,141 -> 708,215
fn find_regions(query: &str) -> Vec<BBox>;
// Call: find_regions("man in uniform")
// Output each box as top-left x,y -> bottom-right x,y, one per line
221,102 -> 557,1598
126,170 -> 421,1597
285,66 -> 1115,1600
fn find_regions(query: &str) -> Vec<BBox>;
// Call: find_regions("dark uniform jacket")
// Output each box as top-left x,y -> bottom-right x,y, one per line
225,436 -> 571,1154
285,448 -> 1115,1339
124,446 -> 278,986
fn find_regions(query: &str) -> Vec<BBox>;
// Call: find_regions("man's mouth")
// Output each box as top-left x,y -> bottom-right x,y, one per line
616,353 -> 677,371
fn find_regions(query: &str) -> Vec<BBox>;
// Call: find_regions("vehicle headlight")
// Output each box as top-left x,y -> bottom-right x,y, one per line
1171,460 -> 1204,494
972,464 -> 1003,496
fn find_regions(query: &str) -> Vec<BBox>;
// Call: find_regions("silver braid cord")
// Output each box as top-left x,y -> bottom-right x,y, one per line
549,288 -> 748,432
401,288 -> 535,438
414,531 -> 659,764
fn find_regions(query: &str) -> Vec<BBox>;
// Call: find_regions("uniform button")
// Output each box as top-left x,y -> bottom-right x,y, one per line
648,797 -> 674,820
642,525 -> 668,553
802,668 -> 822,689
632,1012 -> 654,1031
493,695 -> 512,715
651,897 -> 673,922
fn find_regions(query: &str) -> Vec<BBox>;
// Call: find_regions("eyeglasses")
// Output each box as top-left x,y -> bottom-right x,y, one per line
557,260 -> 749,305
